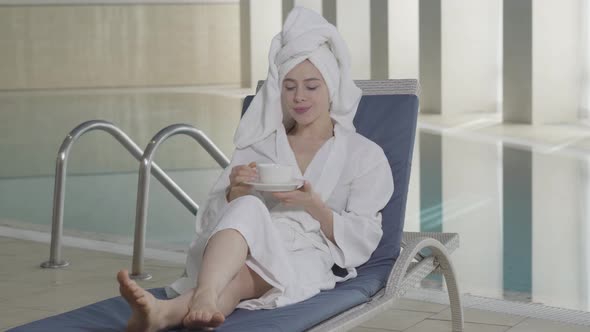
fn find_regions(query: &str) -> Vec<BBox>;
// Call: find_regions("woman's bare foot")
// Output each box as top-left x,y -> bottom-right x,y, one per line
183,288 -> 225,329
117,270 -> 167,332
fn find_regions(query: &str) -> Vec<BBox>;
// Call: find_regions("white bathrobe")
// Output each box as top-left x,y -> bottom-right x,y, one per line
166,124 -> 394,309
166,7 -> 394,309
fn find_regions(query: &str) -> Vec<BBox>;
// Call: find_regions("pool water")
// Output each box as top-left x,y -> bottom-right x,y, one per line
0,168 -> 221,249
2,128 -> 590,312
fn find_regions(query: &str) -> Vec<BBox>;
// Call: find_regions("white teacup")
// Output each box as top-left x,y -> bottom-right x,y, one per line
257,164 -> 294,184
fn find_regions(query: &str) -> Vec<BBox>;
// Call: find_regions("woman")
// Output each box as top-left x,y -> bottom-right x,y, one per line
116,7 -> 394,332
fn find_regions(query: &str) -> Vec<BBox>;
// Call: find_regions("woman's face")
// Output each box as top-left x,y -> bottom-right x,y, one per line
281,60 -> 330,127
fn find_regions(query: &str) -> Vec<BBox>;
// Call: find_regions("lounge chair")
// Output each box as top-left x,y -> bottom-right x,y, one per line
9,79 -> 463,332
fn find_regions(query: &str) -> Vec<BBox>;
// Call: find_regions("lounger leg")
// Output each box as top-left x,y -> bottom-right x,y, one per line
386,236 -> 465,332
434,252 -> 464,332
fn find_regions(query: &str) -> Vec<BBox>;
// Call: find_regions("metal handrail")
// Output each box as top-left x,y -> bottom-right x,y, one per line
40,120 -> 199,269
130,124 -> 230,280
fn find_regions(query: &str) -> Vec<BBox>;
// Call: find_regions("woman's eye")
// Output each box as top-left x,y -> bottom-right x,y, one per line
285,86 -> 296,91
307,86 -> 318,91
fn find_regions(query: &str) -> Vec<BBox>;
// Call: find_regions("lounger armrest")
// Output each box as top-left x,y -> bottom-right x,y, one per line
402,232 -> 460,254
386,232 -> 460,297
380,232 -> 463,331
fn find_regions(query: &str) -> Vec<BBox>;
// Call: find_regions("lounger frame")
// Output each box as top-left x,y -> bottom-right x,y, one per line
309,232 -> 463,331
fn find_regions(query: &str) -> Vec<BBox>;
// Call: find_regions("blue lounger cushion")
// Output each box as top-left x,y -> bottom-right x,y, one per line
8,255 -> 391,331
10,93 -> 418,332
9,263 -> 390,332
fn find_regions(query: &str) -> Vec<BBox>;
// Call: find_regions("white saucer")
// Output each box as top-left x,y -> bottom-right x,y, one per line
244,180 -> 304,192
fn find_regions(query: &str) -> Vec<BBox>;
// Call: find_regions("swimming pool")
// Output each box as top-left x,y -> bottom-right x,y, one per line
1,126 -> 590,313
0,168 -> 221,249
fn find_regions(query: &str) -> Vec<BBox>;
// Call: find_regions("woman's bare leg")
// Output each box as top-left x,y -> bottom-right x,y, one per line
117,263 -> 272,331
117,270 -> 192,332
184,265 -> 271,328
117,227 -> 271,331
183,228 -> 249,328
216,264 -> 273,316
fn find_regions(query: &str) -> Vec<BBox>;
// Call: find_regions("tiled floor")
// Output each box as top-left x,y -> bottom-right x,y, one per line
1,236 -> 590,331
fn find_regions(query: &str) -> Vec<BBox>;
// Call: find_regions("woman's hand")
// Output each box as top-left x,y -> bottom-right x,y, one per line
273,181 -> 335,242
226,162 -> 257,202
272,181 -> 320,210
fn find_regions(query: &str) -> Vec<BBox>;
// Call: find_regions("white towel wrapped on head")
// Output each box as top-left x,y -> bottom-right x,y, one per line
234,6 -> 362,149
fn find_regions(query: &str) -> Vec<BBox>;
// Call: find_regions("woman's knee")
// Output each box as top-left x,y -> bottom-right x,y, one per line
211,228 -> 244,240
208,228 -> 249,254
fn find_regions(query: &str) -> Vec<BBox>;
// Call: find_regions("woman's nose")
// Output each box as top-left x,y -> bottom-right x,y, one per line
294,91 -> 306,102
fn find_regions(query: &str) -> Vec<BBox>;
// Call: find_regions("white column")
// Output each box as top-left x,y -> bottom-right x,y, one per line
420,0 -> 502,115
442,0 -> 502,115
240,0 -> 282,88
532,153 -> 586,309
582,0 -> 590,121
442,137 -> 503,298
532,0 -> 582,124
336,0 -> 370,79
504,0 -> 585,124
388,0 -> 419,79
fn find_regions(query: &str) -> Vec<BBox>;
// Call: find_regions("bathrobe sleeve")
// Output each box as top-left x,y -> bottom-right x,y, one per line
197,147 -> 266,235
327,148 -> 394,269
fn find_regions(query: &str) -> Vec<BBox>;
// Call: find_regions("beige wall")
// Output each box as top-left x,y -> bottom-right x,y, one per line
0,4 -> 241,90
0,3 -> 245,177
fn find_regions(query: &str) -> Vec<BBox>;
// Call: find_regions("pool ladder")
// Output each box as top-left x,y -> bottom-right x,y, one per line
40,120 -> 229,280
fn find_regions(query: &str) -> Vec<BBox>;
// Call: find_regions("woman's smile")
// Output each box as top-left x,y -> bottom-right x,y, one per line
293,106 -> 311,114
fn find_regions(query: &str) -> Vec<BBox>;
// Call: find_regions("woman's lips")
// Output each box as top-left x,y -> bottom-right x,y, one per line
294,106 -> 311,114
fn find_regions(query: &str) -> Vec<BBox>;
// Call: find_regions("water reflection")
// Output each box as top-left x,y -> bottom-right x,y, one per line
420,131 -> 442,233
503,146 -> 532,298
416,128 -> 590,311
